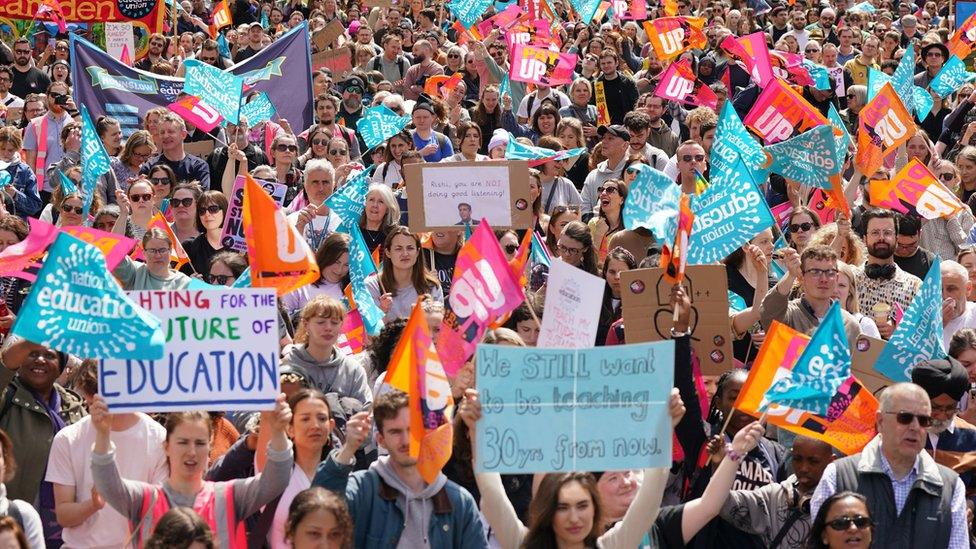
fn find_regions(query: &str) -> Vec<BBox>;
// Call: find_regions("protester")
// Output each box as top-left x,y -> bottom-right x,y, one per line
113,228 -> 192,290
366,226 -> 443,320
284,487 -> 353,549
144,508 -> 215,549
855,210 -> 922,338
0,429 -> 42,548
806,491 -> 873,549
181,190 -> 227,275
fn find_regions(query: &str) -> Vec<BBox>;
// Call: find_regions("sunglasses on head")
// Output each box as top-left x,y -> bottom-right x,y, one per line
789,222 -> 814,232
827,515 -> 873,531
61,203 -> 83,215
884,411 -> 933,427
130,193 -> 153,203
275,144 -> 298,152
171,197 -> 194,208
681,154 -> 705,162
199,205 -> 222,215
207,274 -> 233,285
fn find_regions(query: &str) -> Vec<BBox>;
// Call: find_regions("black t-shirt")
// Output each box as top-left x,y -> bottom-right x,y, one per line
234,45 -> 263,63
10,67 -> 50,101
181,234 -> 223,276
893,247 -> 935,281
423,249 -> 457,301
647,504 -> 686,548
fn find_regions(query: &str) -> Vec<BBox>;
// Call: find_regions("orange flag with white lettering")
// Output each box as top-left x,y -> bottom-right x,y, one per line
642,17 -> 706,61
868,159 -> 966,220
147,212 -> 190,270
242,173 -> 319,295
385,298 -> 454,484
209,0 -> 233,38
855,82 -> 915,176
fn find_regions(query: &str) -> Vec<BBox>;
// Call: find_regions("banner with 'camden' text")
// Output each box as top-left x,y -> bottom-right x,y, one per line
71,22 -> 314,138
0,0 -> 166,33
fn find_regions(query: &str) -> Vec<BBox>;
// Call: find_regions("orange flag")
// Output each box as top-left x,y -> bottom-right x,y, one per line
855,82 -> 914,176
734,322 -> 878,455
385,298 -> 454,484
950,10 -> 976,59
825,174 -> 851,219
868,159 -> 966,220
660,193 -> 693,285
663,0 -> 678,16
209,0 -> 233,37
642,17 -> 707,61
147,212 -> 190,270
242,173 -> 319,295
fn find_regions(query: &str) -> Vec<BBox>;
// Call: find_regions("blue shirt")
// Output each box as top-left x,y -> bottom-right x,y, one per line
412,130 -> 454,163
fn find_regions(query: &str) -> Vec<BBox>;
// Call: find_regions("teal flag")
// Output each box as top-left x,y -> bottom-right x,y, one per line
11,233 -> 165,359
874,258 -> 946,381
763,302 -> 851,415
931,56 -> 976,98
240,92 -> 277,126
80,105 -> 111,219
712,102 -> 767,184
325,168 -> 372,227
505,135 -> 586,163
357,105 -> 411,149
184,59 -> 245,124
764,125 -> 841,188
347,224 -> 385,336
827,103 -> 850,164
621,163 -> 681,238
59,172 -> 78,196
448,0 -> 493,29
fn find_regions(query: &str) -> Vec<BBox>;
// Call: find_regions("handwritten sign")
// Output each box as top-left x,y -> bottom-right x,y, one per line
405,160 -> 531,231
100,289 -> 280,412
221,175 -> 287,252
537,259 -> 605,348
104,22 -> 135,65
475,341 -> 675,473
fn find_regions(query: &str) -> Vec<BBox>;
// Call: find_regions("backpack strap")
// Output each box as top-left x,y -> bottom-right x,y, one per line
768,507 -> 804,549
525,94 -> 535,119
372,57 -> 381,72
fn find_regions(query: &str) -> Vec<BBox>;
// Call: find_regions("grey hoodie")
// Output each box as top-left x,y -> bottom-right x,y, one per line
372,456 -> 448,549
280,345 -> 373,406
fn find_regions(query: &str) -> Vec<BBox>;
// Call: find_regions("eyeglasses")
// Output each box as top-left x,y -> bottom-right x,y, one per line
846,93 -> 856,99
504,244 -> 519,254
940,172 -> 956,182
145,247 -> 171,256
150,177 -> 170,186
199,205 -> 222,215
329,148 -> 348,155
129,193 -> 153,202
132,150 -> 152,159
597,185 -> 619,195
681,154 -> 705,162
625,166 -> 639,175
789,222 -> 814,233
884,411 -> 933,427
275,144 -> 298,152
826,515 -> 873,531
803,268 -> 838,279
448,53 -> 460,58
867,229 -> 895,238
171,197 -> 195,208
207,274 -> 233,285
311,138 -> 329,146
61,204 -> 83,215
557,243 -> 584,256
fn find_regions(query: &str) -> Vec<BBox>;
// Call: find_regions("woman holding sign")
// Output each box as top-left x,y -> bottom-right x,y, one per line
366,226 -> 443,321
89,394 -> 295,549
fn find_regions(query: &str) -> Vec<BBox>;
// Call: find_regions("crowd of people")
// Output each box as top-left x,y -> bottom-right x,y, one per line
0,0 -> 973,547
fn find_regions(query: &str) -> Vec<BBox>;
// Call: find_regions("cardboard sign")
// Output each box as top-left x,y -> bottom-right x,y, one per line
312,47 -> 353,78
851,335 -> 892,395
313,18 -> 345,52
104,22 -> 135,66
537,259 -> 606,348
619,265 -> 733,376
184,139 -> 216,157
221,175 -> 287,252
404,160 -> 532,231
100,289 -> 281,412
475,341 -> 675,473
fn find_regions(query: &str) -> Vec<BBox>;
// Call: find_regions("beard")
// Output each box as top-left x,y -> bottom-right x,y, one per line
869,242 -> 894,260
928,417 -> 952,435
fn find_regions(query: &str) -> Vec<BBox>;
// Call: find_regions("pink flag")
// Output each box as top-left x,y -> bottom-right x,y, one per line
505,18 -> 552,50
0,218 -> 58,281
770,201 -> 793,229
613,0 -> 647,20
477,4 -> 522,37
60,226 -> 137,271
336,308 -> 366,355
168,95 -> 224,132
722,32 -> 774,87
508,44 -> 577,86
654,58 -> 718,109
436,221 -> 526,375
120,45 -> 132,67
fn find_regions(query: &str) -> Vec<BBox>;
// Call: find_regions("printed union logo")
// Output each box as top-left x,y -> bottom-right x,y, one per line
117,0 -> 155,19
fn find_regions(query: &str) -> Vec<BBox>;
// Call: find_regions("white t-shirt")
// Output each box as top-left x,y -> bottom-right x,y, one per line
270,465 -> 313,549
944,301 -> 976,350
45,414 -> 168,549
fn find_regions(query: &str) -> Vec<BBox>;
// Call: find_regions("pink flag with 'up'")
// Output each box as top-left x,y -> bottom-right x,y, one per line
168,95 -> 224,133
654,58 -> 718,109
508,44 -> 577,86
435,221 -> 526,376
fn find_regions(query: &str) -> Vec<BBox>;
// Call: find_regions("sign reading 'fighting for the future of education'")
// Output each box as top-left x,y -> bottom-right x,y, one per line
99,289 -> 281,412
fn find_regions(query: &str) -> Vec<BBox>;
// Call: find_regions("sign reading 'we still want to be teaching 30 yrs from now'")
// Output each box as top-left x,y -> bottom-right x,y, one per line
475,341 -> 675,473
99,289 -> 281,412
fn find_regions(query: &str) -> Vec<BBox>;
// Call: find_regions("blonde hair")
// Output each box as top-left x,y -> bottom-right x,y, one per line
807,222 -> 866,267
482,327 -> 525,346
836,262 -> 862,314
294,295 -> 347,344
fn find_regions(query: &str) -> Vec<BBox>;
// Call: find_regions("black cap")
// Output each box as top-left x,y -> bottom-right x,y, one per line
412,101 -> 436,115
598,124 -> 631,141
911,358 -> 969,402
921,42 -> 950,60
341,75 -> 366,92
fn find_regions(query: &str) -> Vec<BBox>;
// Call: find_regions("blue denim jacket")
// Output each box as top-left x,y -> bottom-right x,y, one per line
4,161 -> 41,219
313,451 -> 488,548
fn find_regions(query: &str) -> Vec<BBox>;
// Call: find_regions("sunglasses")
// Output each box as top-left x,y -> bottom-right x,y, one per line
345,86 -> 364,95
199,205 -> 222,215
329,149 -> 348,155
789,222 -> 814,233
61,204 -> 83,215
129,193 -> 153,203
275,144 -> 298,152
884,411 -> 933,427
596,185 -> 620,195
681,154 -> 705,162
171,197 -> 195,208
448,53 -> 460,58
207,274 -> 233,285
940,172 -> 956,181
827,515 -> 872,531
504,244 -> 519,254
311,138 -> 329,146
150,177 -> 170,186
626,166 -> 640,175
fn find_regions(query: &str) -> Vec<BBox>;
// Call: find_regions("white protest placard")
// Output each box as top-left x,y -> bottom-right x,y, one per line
100,289 -> 280,412
221,175 -> 287,251
537,259 -> 606,348
104,22 -> 135,64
